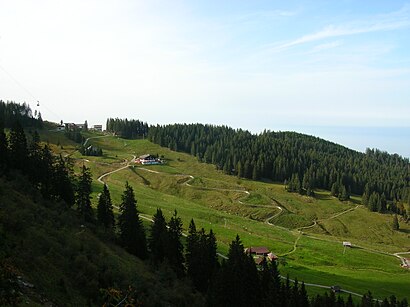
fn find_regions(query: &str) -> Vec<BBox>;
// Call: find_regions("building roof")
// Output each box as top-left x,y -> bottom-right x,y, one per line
255,256 -> 265,265
246,247 -> 270,254
268,252 -> 278,261
139,154 -> 152,159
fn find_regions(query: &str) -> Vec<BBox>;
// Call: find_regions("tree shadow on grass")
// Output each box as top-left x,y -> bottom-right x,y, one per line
129,167 -> 150,186
314,193 -> 333,201
399,228 -> 410,234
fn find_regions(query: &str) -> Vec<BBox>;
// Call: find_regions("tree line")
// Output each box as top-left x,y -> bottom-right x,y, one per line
148,124 -> 410,216
106,118 -> 148,139
0,100 -> 43,129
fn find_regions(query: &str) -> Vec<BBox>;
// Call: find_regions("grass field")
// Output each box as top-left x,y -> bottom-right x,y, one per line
42,131 -> 410,301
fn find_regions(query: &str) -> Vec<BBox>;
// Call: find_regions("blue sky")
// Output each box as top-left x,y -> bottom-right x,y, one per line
0,1 -> 409,156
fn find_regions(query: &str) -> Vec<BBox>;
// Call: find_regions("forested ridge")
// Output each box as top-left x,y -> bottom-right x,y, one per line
106,117 -> 149,139
0,100 -> 43,129
148,124 -> 410,214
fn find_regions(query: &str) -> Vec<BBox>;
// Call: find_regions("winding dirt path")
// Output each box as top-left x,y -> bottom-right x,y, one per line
138,167 -> 284,226
280,205 -> 361,257
93,156 -> 406,300
97,155 -> 136,184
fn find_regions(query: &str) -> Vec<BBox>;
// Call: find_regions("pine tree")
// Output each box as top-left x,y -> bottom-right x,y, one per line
237,161 -> 243,178
118,182 -> 147,259
339,185 -> 349,201
362,184 -> 371,206
8,121 -> 28,170
259,258 -> 281,306
379,193 -> 387,213
76,165 -> 94,222
97,184 -> 115,229
38,145 -> 56,199
148,208 -> 168,264
206,229 -> 219,276
252,164 -> 259,180
392,214 -> 400,231
0,123 -> 8,173
166,210 -> 185,277
361,291 -> 373,307
346,294 -> 354,307
28,130 -> 42,183
53,155 -> 75,207
186,219 -> 199,284
298,282 -> 309,307
331,182 -> 339,197
212,235 -> 261,306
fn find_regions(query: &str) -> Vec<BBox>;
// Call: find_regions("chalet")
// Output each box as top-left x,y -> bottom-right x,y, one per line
343,242 -> 352,247
65,123 -> 85,130
255,256 -> 265,266
245,247 -> 279,266
245,246 -> 270,256
93,125 -> 103,132
136,154 -> 162,165
267,252 -> 278,261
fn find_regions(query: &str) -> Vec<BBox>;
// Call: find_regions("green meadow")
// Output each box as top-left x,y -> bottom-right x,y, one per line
42,131 -> 410,301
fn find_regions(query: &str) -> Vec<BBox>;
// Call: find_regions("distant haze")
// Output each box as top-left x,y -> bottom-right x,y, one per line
0,1 -> 409,157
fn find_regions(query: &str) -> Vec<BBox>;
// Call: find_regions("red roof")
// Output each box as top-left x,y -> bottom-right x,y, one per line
247,247 -> 269,254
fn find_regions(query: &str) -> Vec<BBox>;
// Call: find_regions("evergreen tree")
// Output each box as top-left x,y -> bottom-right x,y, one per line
369,192 -> 380,212
118,182 -> 147,259
166,210 -> 185,277
252,164 -> 259,180
28,130 -> 42,183
287,173 -> 302,193
0,123 -> 8,173
148,208 -> 168,264
298,282 -> 309,307
186,219 -> 199,285
259,258 -> 281,306
361,291 -> 374,307
76,165 -> 94,222
8,121 -> 28,170
379,194 -> 387,213
346,294 -> 354,307
339,185 -> 349,201
362,184 -> 371,206
206,229 -> 219,278
54,155 -> 75,207
237,161 -> 243,178
97,184 -> 115,229
210,235 -> 261,307
331,182 -> 339,197
392,214 -> 400,231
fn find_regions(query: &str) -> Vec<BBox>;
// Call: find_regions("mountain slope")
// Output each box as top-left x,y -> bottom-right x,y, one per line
0,173 -> 203,306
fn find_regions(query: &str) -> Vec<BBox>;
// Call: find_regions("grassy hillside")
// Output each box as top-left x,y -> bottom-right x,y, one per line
0,172 -> 203,306
39,130 -> 410,301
